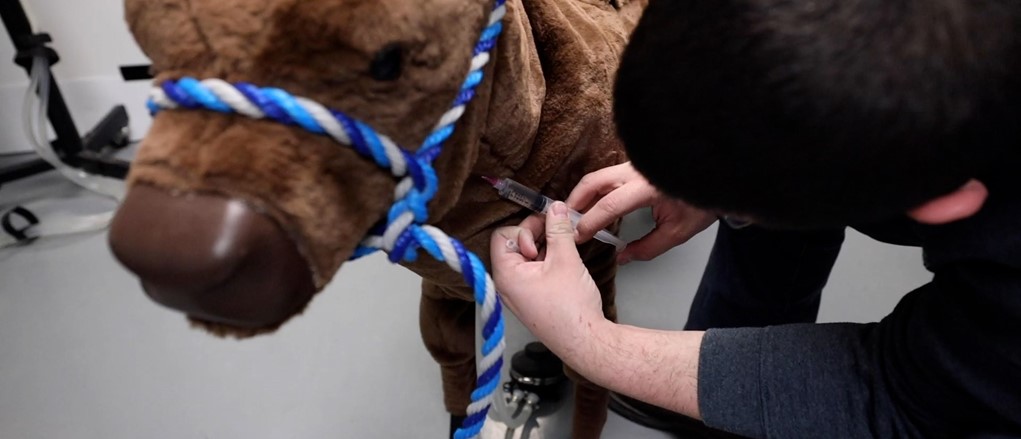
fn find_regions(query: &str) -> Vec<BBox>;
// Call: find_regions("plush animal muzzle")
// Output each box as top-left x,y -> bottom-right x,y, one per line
109,110 -> 397,333
110,185 -> 316,329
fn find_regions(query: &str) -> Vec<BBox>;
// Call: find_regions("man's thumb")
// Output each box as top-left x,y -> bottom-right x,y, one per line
545,202 -> 582,263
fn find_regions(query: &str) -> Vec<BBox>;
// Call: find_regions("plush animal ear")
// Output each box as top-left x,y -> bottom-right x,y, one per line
124,0 -> 215,75
124,0 -> 282,78
252,0 -> 487,84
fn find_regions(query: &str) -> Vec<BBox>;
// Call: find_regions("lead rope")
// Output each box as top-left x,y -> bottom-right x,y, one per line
147,2 -> 508,438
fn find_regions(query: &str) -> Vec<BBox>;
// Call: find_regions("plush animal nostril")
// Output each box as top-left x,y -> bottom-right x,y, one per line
108,185 -> 316,328
369,42 -> 404,81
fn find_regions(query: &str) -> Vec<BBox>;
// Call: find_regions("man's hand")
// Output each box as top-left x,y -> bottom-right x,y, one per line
567,162 -> 717,264
491,203 -> 705,418
491,202 -> 609,349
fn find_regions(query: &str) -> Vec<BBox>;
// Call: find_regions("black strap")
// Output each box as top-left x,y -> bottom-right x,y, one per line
2,206 -> 40,243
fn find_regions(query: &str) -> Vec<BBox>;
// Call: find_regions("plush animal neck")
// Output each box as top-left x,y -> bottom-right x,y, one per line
399,0 -> 642,288
414,0 -> 546,226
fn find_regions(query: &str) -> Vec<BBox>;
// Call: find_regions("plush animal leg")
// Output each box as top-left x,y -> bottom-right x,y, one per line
572,381 -> 611,439
419,281 -> 478,416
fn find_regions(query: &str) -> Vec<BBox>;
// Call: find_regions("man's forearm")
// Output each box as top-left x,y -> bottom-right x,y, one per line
554,320 -> 705,419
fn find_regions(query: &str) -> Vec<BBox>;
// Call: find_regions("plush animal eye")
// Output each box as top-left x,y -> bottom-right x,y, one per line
369,43 -> 404,81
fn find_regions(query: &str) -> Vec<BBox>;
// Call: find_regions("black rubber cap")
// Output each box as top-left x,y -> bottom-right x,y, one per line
511,342 -> 564,382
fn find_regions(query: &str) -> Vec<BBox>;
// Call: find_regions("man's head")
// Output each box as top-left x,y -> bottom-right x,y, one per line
615,0 -> 1021,228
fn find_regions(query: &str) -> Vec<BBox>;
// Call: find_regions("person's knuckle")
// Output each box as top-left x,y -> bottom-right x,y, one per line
547,222 -> 575,236
636,244 -> 664,260
599,194 -> 625,216
631,251 -> 651,261
653,226 -> 685,247
578,174 -> 599,190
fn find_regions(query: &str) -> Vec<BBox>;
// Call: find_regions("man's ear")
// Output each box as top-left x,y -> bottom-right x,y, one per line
908,179 -> 989,225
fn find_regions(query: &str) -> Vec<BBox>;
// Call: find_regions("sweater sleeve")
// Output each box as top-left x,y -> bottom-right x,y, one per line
698,322 -> 907,438
698,264 -> 1021,438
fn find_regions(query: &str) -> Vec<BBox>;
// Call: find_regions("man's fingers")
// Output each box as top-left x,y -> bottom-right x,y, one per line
492,227 -> 534,265
566,167 -> 621,213
544,202 -> 583,266
517,226 -> 539,259
519,214 -> 546,238
575,183 -> 653,241
618,226 -> 685,264
616,209 -> 717,264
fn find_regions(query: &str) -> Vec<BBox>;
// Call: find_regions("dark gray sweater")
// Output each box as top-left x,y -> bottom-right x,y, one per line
699,189 -> 1021,438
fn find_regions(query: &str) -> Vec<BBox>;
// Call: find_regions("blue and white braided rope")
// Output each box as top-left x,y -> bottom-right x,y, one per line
148,2 -> 507,438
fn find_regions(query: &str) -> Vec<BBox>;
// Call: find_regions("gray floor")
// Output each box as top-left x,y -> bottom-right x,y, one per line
0,171 -> 931,438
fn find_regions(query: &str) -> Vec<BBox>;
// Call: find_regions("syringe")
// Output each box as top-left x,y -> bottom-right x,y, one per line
482,176 -> 627,252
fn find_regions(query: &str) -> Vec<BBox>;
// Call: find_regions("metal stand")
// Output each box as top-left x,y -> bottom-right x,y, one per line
0,0 -> 131,185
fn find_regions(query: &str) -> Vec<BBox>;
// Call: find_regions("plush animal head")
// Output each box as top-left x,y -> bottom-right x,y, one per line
109,0 -> 502,335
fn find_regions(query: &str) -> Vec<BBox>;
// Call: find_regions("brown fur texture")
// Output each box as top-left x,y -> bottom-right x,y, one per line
123,0 -> 645,436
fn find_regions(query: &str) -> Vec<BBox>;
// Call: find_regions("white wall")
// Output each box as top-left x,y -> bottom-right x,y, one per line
0,0 -> 153,154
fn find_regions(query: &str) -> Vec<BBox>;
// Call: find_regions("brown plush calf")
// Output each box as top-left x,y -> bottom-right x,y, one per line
109,0 -> 646,437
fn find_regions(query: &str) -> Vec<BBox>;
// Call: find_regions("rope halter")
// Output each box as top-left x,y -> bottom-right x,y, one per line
147,2 -> 508,438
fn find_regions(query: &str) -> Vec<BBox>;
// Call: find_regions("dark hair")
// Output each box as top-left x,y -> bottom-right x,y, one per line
615,0 -> 1021,228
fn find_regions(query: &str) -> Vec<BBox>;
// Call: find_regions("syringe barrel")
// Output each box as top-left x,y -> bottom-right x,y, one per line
493,177 -> 626,252
498,179 -> 550,213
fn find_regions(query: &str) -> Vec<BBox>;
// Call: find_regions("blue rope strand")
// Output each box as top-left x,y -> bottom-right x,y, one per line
454,88 -> 476,107
421,168 -> 440,201
413,228 -> 446,262
235,83 -> 282,122
407,192 -> 429,221
453,411 -> 488,439
482,298 -> 501,338
474,38 -> 498,56
477,356 -> 504,393
469,253 -> 488,304
333,111 -> 372,157
355,121 -> 392,169
350,245 -> 378,260
420,124 -> 455,153
420,145 -> 445,163
162,81 -> 198,108
462,71 -> 484,91
470,372 -> 501,402
264,88 -> 323,134
482,317 -> 504,356
480,22 -> 503,42
452,239 -> 475,290
461,408 -> 490,433
241,83 -> 293,124
389,228 -> 418,263
402,150 -> 426,189
178,77 -> 232,113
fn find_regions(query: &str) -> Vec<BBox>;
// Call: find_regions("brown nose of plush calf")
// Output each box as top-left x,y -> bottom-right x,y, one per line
109,185 -> 315,329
